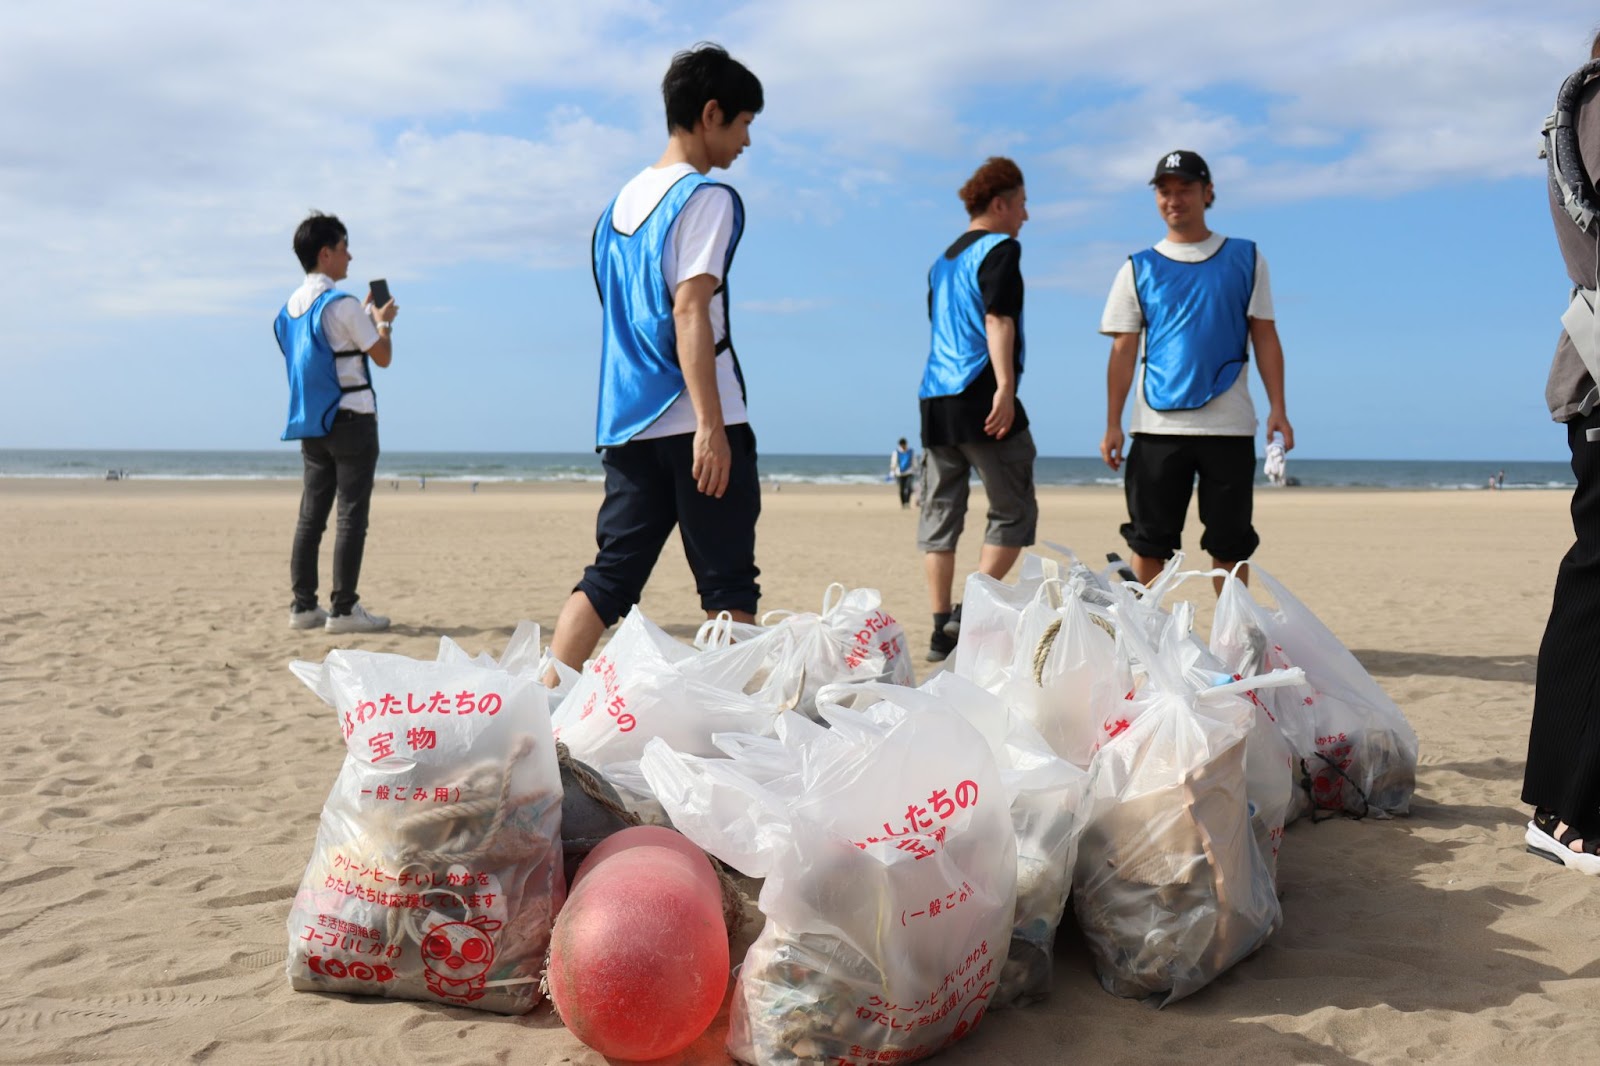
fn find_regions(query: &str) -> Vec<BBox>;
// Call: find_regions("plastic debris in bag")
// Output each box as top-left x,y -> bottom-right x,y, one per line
1072,611 -> 1305,1006
1210,562 -> 1418,820
1110,572 -> 1297,880
284,637 -> 565,1013
641,696 -> 1016,1066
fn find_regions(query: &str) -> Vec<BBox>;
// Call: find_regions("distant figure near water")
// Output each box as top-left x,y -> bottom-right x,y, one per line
890,438 -> 916,508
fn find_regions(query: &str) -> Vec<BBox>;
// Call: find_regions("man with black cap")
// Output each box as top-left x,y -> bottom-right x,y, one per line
1098,149 -> 1292,591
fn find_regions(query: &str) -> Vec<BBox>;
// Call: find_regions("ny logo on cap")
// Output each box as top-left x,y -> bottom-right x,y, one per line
1165,153 -> 1183,168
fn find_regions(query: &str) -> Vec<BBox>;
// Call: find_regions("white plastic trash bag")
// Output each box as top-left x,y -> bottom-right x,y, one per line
1116,581 -> 1296,881
285,640 -> 564,1014
947,570 -> 1048,692
1072,617 -> 1299,1006
552,607 -> 786,817
1002,580 -> 1134,768
642,701 -> 1016,1066
877,674 -> 1090,1008
1210,563 -> 1418,820
712,584 -> 913,719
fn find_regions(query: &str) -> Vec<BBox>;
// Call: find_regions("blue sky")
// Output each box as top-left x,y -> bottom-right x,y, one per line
1,1 -> 1595,461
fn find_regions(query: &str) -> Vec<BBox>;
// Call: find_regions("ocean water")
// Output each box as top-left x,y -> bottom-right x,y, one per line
0,448 -> 1573,491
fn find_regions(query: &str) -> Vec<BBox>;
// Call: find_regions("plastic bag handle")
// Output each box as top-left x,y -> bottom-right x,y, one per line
1024,575 -> 1066,612
1146,565 -> 1229,606
694,611 -> 737,650
820,581 -> 848,617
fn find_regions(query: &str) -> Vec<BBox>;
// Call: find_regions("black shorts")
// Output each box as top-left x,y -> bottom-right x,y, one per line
577,424 -> 762,626
1120,433 -> 1259,562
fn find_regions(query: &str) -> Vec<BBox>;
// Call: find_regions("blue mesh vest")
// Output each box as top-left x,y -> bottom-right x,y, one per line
591,173 -> 746,448
1131,238 -> 1255,412
920,232 -> 1024,399
274,289 -> 372,440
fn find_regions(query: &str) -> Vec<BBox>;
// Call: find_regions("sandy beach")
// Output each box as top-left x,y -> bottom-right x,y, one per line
2,476 -> 1595,1065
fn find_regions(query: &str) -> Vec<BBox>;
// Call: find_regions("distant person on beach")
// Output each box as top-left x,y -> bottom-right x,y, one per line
547,43 -> 764,675
1496,469 -> 1506,490
1099,149 -> 1292,591
1523,30 -> 1600,873
274,212 -> 397,634
890,438 -> 916,508
917,156 -> 1038,662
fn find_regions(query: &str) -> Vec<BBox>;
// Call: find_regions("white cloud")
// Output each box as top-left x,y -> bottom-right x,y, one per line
0,0 -> 1595,342
728,0 -> 1595,200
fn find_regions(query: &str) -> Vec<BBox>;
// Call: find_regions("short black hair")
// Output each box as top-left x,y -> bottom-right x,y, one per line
898,438 -> 908,447
662,43 -> 763,133
293,212 -> 347,273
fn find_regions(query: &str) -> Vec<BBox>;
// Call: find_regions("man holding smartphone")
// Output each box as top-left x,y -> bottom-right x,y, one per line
547,43 -> 764,673
274,212 -> 398,633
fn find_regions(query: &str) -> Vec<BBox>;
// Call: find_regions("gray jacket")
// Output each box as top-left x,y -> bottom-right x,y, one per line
1547,76 -> 1600,422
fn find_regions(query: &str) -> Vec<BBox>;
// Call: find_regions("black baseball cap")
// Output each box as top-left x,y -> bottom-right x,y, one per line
1149,149 -> 1211,184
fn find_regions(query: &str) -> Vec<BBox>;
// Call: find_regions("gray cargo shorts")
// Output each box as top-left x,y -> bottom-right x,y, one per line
916,428 -> 1038,553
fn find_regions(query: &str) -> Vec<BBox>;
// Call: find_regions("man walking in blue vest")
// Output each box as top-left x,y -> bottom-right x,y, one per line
918,157 -> 1038,662
275,212 -> 397,633
1099,150 -> 1292,590
548,43 -> 764,672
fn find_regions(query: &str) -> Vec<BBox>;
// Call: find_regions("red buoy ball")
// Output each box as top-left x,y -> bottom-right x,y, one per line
547,828 -> 729,1060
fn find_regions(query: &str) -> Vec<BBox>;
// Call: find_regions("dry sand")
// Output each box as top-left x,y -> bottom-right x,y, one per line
2,477 -> 1595,1065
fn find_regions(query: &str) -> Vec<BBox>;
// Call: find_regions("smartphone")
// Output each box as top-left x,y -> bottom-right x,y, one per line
368,278 -> 391,308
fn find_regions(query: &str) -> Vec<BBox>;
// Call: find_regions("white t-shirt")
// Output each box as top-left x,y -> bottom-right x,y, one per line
609,162 -> 748,439
1100,233 -> 1273,437
286,273 -> 381,415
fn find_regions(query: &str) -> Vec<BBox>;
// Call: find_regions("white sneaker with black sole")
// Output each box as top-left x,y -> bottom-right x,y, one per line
325,604 -> 391,634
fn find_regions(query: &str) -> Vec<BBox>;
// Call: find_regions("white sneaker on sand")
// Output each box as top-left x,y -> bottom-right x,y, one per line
289,605 -> 328,630
325,604 -> 391,634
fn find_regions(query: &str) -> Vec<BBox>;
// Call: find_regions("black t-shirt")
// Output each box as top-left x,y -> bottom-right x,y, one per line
920,231 -> 1028,447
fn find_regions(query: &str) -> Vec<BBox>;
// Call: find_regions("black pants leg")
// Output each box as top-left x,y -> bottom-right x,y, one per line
1524,409 -> 1600,827
897,474 -> 913,507
675,424 -> 762,616
291,440 -> 338,612
289,415 -> 379,615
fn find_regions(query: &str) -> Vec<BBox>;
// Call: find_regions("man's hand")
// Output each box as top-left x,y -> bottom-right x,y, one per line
1266,409 -> 1295,452
984,389 -> 1016,439
364,294 -> 399,326
693,424 -> 732,498
1100,426 -> 1125,471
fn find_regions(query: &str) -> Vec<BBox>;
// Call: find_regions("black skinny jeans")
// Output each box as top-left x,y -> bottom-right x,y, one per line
1525,407 -> 1600,827
290,413 -> 379,614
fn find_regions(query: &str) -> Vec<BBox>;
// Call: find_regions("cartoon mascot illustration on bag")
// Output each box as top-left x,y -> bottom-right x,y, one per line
420,914 -> 502,1002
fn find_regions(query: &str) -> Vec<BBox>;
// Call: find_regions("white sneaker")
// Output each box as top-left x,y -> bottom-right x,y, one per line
289,605 -> 328,630
325,604 -> 391,634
